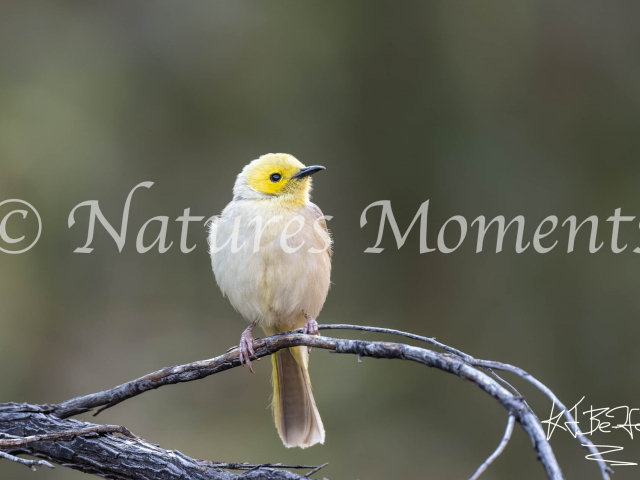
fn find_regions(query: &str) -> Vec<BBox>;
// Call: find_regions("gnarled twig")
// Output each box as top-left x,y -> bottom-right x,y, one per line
0,450 -> 54,471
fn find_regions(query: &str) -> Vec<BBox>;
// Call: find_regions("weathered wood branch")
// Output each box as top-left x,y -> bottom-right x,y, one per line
0,403 -> 314,479
0,324 -> 611,480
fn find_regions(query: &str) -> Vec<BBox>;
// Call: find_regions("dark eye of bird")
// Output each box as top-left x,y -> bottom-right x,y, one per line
270,173 -> 282,183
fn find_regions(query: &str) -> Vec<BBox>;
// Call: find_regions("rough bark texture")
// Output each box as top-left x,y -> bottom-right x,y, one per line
0,403 -> 305,480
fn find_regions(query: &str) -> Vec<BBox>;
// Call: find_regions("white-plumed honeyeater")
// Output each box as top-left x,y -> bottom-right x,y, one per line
208,153 -> 331,448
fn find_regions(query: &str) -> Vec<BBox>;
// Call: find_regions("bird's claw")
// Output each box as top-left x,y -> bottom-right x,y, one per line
238,328 -> 258,373
303,314 -> 319,353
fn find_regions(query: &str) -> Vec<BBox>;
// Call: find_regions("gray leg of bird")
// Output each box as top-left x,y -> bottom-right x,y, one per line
303,314 -> 319,353
239,321 -> 258,373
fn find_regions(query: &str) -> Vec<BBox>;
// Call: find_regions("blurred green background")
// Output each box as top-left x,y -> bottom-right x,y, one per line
2,1 -> 640,479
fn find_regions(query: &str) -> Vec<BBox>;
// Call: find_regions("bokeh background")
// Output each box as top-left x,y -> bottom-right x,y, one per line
2,1 -> 640,479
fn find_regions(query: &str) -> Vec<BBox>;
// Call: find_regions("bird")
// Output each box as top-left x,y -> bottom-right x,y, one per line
208,153 -> 331,449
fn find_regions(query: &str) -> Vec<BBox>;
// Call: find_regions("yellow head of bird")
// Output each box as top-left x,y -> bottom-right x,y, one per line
234,153 -> 325,205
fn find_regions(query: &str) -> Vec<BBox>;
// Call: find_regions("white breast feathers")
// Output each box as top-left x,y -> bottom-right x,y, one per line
209,200 -> 331,329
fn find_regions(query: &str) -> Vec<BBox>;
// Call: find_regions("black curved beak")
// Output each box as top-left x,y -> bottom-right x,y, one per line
292,165 -> 326,180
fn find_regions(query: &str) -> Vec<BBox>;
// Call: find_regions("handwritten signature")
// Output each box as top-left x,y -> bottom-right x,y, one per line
542,396 -> 640,466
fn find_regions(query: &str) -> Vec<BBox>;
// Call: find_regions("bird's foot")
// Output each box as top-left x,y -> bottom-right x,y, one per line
303,314 -> 319,353
238,322 -> 259,373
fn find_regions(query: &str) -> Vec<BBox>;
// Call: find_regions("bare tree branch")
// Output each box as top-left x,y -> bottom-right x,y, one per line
469,415 -> 516,480
49,332 -> 560,478
470,358 -> 613,479
317,324 -> 612,480
0,324 -> 609,479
